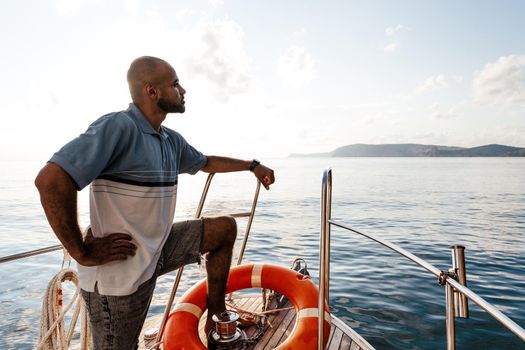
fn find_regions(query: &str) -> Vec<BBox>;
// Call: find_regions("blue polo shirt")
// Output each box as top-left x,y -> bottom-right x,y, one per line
50,103 -> 207,295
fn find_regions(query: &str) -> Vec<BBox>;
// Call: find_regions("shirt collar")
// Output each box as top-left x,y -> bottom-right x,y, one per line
128,103 -> 168,139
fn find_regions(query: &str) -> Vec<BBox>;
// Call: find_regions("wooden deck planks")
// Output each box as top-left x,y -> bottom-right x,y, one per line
236,294 -> 262,341
328,327 -> 344,350
340,334 -> 354,350
139,294 -> 373,350
250,300 -> 291,350
262,307 -> 295,349
350,340 -> 362,350
257,309 -> 295,349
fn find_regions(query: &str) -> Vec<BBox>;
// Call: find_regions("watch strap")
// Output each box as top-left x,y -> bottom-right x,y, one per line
249,159 -> 260,172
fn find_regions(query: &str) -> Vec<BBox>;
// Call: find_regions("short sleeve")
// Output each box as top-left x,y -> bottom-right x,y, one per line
49,114 -> 131,190
177,135 -> 207,175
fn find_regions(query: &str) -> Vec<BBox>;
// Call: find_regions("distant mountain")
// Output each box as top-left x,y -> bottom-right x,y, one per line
289,144 -> 525,157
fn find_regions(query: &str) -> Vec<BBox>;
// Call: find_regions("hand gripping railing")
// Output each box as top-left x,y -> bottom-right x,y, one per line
318,168 -> 525,350
154,173 -> 261,346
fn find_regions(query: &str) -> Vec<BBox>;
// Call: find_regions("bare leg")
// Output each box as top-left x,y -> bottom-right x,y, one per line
200,216 -> 237,333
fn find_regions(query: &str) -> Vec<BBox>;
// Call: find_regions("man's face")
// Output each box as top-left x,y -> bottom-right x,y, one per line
157,68 -> 186,113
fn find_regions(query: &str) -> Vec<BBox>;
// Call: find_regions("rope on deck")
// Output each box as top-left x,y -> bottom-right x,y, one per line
36,268 -> 91,350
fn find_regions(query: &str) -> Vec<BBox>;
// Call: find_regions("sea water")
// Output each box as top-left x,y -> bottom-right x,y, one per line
0,158 -> 524,349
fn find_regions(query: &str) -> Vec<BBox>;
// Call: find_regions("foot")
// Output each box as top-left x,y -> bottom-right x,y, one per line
205,316 -> 215,335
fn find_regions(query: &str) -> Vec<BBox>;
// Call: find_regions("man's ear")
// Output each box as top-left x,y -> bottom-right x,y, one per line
145,83 -> 158,100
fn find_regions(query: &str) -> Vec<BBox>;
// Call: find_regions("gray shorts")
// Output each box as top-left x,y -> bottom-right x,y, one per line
81,219 -> 204,350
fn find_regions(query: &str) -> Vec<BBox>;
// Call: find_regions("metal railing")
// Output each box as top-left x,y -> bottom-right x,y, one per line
0,244 -> 63,264
318,168 -> 332,349
154,173 -> 261,345
318,168 -> 525,350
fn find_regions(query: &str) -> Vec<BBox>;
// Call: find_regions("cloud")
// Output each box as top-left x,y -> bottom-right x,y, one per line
417,75 -> 447,93
385,24 -> 404,37
383,42 -> 399,53
383,24 -> 407,54
472,55 -> 525,105
416,74 -> 463,93
277,45 -> 316,85
185,17 -> 253,97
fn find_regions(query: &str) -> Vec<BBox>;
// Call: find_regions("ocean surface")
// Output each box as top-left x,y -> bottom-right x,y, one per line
1,158 -> 524,349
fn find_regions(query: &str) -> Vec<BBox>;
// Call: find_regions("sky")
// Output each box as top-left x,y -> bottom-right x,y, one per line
0,0 -> 524,161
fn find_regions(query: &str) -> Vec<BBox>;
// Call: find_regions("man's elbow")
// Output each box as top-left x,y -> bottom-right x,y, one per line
35,163 -> 71,193
35,164 -> 53,193
200,156 -> 213,173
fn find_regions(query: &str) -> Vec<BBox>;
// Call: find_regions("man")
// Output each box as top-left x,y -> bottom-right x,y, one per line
34,56 -> 275,349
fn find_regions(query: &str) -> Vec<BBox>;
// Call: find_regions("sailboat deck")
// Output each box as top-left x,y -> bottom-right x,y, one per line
139,293 -> 374,350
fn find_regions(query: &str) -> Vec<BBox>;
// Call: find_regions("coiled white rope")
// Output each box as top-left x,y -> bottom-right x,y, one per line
36,268 -> 91,350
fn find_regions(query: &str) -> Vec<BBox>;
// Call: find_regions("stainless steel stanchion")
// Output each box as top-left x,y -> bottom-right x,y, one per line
451,245 -> 469,318
446,281 -> 456,350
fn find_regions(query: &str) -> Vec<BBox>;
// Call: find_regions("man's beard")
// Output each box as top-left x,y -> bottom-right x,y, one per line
157,98 -> 185,113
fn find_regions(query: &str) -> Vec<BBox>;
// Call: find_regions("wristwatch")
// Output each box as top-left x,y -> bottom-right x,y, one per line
249,159 -> 260,172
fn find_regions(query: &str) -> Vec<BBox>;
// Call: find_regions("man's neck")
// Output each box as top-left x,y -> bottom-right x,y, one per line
135,103 -> 167,132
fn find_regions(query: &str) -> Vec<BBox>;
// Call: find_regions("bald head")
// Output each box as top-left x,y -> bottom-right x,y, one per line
127,56 -> 173,102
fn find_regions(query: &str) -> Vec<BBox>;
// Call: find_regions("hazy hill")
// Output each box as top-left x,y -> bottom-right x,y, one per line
289,144 -> 525,157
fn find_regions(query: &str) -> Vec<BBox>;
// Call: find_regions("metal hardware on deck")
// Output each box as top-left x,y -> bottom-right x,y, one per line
318,168 -> 332,350
438,270 -> 456,286
143,328 -> 158,341
291,258 -> 310,277
213,311 -> 240,339
320,168 -> 525,348
444,245 -> 469,349
446,282 -> 456,350
208,311 -> 245,350
451,245 -> 469,319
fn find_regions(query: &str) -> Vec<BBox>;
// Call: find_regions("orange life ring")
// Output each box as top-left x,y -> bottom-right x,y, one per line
163,263 -> 331,350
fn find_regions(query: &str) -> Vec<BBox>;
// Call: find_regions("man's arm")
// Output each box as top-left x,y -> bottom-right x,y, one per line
201,156 -> 275,190
34,163 -> 136,266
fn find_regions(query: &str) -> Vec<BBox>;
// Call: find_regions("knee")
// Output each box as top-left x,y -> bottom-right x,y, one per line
202,216 -> 237,252
220,216 -> 237,245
